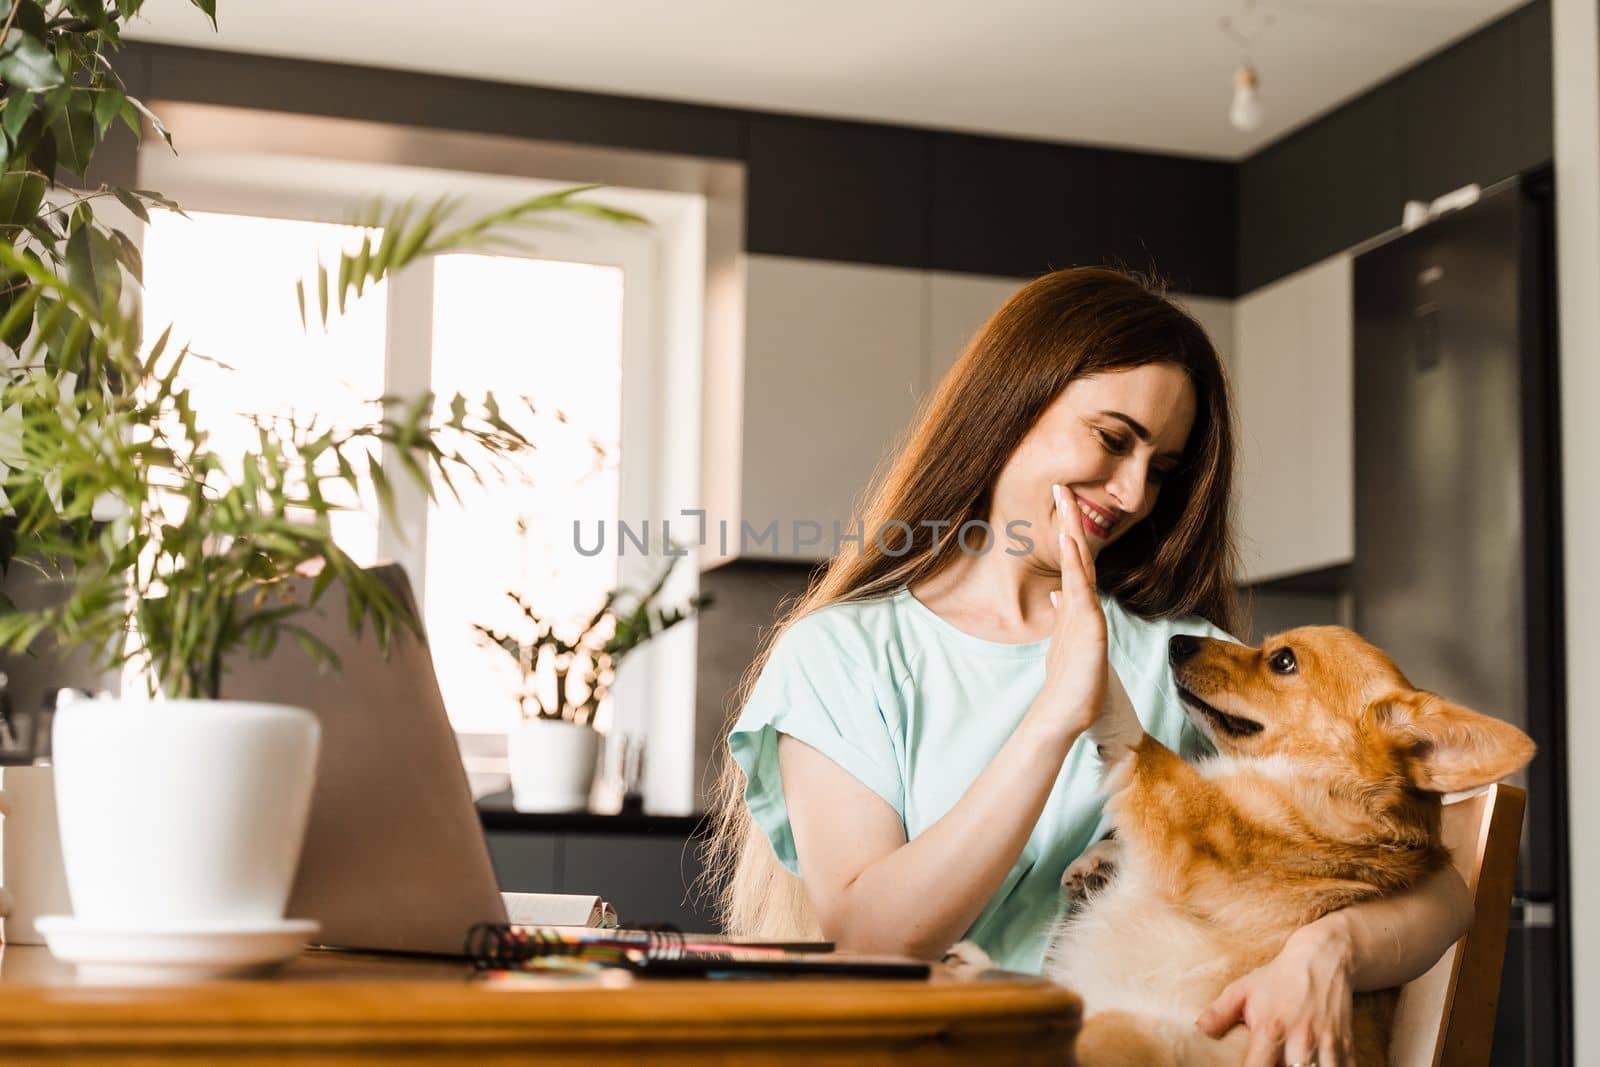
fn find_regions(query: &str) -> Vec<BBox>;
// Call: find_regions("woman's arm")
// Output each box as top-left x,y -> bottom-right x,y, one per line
1308,862 -> 1475,991
779,693 -> 1084,959
781,491 -> 1108,960
1196,864 -> 1475,1067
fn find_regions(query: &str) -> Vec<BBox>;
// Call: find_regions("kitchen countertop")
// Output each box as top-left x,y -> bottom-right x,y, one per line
475,791 -> 707,836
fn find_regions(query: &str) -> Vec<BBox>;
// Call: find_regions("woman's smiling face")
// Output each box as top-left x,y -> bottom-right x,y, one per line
995,363 -> 1197,561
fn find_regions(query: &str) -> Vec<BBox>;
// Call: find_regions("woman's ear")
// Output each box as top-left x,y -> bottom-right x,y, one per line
1371,690 -> 1536,794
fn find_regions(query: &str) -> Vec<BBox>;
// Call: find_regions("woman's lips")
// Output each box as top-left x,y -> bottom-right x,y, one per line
1075,498 -> 1115,539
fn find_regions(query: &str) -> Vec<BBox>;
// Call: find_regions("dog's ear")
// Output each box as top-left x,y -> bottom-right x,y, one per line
1371,690 -> 1536,793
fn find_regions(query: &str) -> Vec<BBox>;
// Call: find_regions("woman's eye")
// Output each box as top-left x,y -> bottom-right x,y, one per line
1268,648 -> 1298,675
1095,429 -> 1128,454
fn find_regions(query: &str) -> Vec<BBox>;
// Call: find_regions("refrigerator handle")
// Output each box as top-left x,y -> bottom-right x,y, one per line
1510,897 -> 1557,928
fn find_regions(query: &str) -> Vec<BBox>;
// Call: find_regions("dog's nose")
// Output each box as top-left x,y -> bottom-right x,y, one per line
1169,635 -> 1201,664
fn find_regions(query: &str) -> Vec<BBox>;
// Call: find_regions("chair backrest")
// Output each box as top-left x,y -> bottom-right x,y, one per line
1390,783 -> 1527,1067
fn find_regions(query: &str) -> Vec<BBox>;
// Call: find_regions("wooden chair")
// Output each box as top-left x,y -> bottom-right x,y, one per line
1391,783 -> 1527,1067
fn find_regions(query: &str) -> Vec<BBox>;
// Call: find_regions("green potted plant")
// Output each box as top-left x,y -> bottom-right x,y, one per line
474,544 -> 710,812
0,0 -> 644,969
0,193 -> 638,966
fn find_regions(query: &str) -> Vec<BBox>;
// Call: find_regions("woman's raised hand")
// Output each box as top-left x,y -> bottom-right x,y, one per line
1041,483 -> 1109,737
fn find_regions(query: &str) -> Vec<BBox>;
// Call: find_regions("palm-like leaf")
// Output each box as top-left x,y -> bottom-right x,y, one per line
0,1 -> 649,701
297,187 -> 646,331
475,548 -> 711,723
0,182 -> 642,699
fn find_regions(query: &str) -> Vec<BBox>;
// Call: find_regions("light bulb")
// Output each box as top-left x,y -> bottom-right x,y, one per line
1230,64 -> 1263,131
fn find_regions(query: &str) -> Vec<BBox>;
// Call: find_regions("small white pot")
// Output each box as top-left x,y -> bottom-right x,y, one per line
52,699 -> 320,926
0,765 -> 74,945
507,718 -> 599,812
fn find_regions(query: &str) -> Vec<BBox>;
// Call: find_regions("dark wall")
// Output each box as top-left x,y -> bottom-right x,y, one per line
925,132 -> 1235,295
1237,0 -> 1552,294
117,43 -> 746,160
116,41 -> 1237,297
692,559 -> 819,809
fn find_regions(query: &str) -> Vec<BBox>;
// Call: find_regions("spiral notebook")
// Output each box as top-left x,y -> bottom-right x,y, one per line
502,892 -> 617,928
466,924 -> 932,979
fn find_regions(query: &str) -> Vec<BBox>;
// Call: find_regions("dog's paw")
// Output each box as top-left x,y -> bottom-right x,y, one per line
1061,837 -> 1121,909
942,940 -> 996,976
1087,678 -> 1145,762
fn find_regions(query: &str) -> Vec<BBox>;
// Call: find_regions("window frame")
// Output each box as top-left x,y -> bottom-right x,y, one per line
128,144 -> 709,813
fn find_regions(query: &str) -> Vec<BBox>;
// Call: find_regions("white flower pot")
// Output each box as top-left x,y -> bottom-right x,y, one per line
0,765 -> 74,945
507,718 -> 599,813
51,699 -> 320,926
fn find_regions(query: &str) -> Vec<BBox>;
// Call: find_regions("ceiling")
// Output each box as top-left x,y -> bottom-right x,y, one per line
125,0 -> 1528,160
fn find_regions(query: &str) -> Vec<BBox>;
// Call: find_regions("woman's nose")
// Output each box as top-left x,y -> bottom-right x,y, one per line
1107,461 -> 1147,516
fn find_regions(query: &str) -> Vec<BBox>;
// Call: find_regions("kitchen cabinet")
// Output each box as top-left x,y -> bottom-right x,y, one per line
725,261 -> 1243,564
928,132 -> 1236,297
745,115 -> 931,269
1174,294 -> 1235,368
1232,253 -> 1354,582
925,271 -> 1024,392
925,274 -> 1234,396
735,254 -> 925,561
484,827 -> 713,931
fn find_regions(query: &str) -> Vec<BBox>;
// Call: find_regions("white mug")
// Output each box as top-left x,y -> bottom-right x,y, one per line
0,765 -> 73,945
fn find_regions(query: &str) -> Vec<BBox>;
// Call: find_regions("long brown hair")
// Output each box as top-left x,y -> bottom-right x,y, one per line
702,266 -> 1242,937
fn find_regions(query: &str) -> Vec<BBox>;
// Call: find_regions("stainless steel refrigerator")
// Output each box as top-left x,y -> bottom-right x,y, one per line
1353,170 -> 1569,1066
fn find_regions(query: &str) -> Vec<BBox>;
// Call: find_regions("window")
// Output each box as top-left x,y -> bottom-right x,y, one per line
424,254 -> 626,733
142,214 -> 637,736
141,211 -> 387,564
134,156 -> 701,781
140,217 -> 633,739
132,143 -> 709,813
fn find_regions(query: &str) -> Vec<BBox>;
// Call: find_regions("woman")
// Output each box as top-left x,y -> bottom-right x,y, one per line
705,267 -> 1472,1067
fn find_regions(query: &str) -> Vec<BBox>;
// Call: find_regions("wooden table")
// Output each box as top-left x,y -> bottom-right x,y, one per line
0,944 -> 1081,1065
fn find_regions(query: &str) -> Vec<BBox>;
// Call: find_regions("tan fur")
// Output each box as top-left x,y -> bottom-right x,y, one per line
1047,625 -> 1535,1067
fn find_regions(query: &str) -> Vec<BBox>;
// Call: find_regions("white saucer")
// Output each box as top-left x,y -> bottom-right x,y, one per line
35,916 -> 320,982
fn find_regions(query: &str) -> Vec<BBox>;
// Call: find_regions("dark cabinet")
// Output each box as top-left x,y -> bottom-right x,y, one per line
930,133 -> 1235,297
746,115 -> 932,269
485,827 -> 715,931
744,115 -> 1235,297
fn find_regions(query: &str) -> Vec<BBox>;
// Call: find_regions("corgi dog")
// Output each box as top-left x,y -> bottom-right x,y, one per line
1044,625 -> 1535,1067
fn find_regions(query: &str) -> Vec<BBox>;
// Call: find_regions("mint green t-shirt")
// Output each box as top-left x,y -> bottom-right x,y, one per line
727,585 -> 1237,974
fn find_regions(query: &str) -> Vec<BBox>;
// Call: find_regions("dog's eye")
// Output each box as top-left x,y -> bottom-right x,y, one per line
1268,648 -> 1298,675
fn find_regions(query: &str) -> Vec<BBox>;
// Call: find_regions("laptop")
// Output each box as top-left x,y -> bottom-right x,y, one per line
220,563 -> 511,956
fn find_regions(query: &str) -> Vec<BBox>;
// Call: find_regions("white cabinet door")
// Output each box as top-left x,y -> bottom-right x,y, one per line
927,274 -> 1236,390
1172,294 -> 1236,371
1233,254 -> 1354,582
926,271 -> 1025,395
734,262 -> 1252,565
739,255 -> 926,560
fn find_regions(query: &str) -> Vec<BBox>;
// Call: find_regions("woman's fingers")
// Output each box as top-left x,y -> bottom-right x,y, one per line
1318,1023 -> 1356,1067
1056,528 -> 1094,603
1282,1028 -> 1317,1067
1195,981 -> 1246,1038
1041,481 -> 1109,730
1053,483 -> 1097,594
1320,1028 -> 1351,1067
1240,1028 -> 1281,1067
1054,483 -> 1096,582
